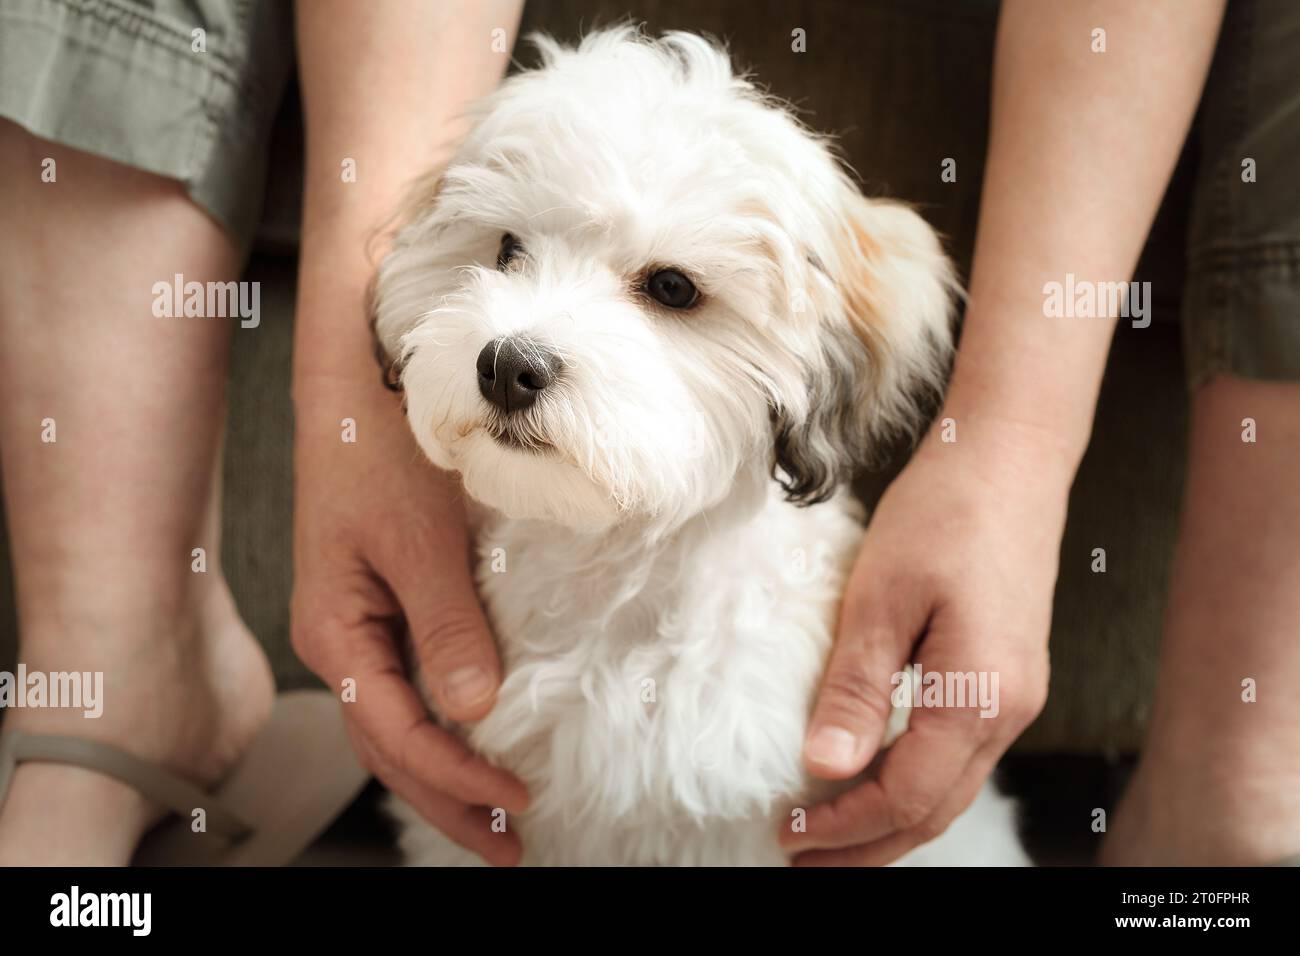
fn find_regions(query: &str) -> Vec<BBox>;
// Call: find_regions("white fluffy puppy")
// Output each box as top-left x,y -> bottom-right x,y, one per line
373,28 -> 1027,866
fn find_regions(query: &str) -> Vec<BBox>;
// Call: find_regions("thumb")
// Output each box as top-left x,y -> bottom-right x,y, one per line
383,555 -> 503,723
804,599 -> 913,780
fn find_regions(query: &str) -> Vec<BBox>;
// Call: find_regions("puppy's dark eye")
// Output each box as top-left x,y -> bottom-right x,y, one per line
497,233 -> 522,271
646,268 -> 699,309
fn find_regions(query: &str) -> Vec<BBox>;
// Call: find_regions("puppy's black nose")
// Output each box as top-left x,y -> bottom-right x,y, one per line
476,337 -> 560,414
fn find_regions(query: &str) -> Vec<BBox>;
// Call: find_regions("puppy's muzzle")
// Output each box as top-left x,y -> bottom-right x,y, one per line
476,336 -> 561,414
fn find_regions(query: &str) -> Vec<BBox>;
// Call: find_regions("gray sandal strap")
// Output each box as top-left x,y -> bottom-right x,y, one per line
0,729 -> 253,841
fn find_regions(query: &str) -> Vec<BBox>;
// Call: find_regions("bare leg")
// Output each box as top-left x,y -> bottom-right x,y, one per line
1103,376 -> 1300,865
0,123 -> 274,864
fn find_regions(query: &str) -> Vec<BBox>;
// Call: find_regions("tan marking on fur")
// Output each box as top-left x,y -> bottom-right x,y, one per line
835,207 -> 893,400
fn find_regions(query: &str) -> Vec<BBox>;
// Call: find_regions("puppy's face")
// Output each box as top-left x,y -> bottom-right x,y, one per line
375,30 -> 953,534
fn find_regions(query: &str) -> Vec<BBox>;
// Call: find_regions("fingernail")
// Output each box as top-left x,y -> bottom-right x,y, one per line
805,726 -> 859,770
443,666 -> 494,711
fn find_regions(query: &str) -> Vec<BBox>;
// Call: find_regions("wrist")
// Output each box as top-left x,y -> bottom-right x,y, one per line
915,396 -> 1084,498
937,293 -> 1113,472
291,271 -> 385,407
290,341 -> 407,443
292,351 -> 382,392
933,353 -> 1098,471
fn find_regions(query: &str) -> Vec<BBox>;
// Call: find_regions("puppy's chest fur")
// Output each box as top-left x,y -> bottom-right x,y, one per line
395,485 -> 863,865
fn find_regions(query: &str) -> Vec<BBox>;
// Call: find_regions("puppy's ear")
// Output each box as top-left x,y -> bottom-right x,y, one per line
773,190 -> 954,504
369,168 -> 447,392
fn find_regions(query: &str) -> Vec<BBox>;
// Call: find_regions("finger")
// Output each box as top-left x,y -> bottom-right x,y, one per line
793,745 -> 1000,867
378,536 -> 505,724
803,597 -> 915,779
351,666 -> 529,813
793,617 -> 1018,849
314,617 -> 529,813
785,690 -> 984,852
351,727 -> 523,867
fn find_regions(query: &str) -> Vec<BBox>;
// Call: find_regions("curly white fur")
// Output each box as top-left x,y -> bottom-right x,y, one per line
375,28 -> 1027,866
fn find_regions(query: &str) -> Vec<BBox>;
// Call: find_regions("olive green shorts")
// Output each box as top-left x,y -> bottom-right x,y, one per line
0,0 -> 293,252
1182,0 -> 1300,385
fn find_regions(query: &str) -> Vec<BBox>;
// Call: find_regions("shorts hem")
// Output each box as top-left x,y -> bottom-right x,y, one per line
1182,240 -> 1300,387
0,0 -> 278,248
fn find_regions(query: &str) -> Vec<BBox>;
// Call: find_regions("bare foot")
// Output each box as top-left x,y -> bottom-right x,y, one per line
1103,745 -> 1300,866
0,580 -> 274,865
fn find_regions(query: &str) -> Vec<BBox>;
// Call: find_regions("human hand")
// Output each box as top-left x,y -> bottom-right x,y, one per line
782,417 -> 1071,865
290,374 -> 529,866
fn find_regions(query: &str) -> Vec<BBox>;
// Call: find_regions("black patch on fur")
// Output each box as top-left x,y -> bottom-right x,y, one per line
772,414 -> 839,505
375,335 -> 405,393
770,330 -> 866,505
